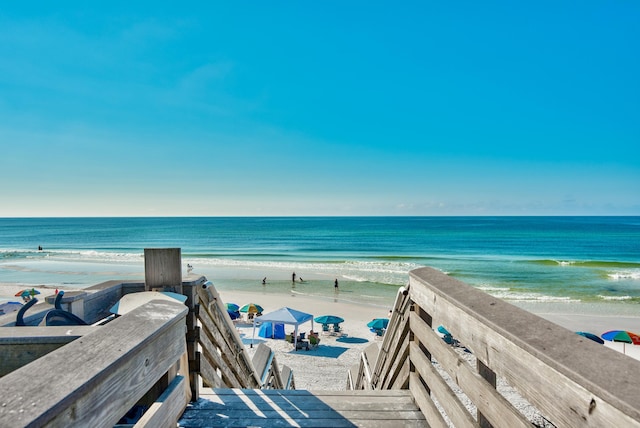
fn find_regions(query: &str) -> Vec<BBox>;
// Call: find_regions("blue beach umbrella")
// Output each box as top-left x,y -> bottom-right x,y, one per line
437,325 -> 451,335
226,303 -> 240,312
227,309 -> 240,320
314,315 -> 344,325
367,318 -> 389,330
575,331 -> 605,344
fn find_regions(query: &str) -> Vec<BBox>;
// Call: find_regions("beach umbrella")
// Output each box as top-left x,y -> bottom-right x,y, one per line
226,303 -> 240,312
601,330 -> 640,354
240,303 -> 263,314
367,318 -> 389,330
15,288 -> 41,297
227,309 -> 240,320
575,331 -> 605,344
314,315 -> 344,325
437,325 -> 451,335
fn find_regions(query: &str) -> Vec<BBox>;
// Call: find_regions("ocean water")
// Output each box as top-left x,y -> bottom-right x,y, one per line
1,217 -> 639,312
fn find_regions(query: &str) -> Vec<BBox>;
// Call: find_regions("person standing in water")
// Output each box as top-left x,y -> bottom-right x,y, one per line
292,272 -> 296,283
334,278 -> 339,289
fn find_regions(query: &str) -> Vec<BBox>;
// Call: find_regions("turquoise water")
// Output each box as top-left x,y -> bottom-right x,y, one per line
1,217 -> 639,309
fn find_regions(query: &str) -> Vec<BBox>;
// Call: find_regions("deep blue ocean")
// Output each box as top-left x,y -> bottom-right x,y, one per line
1,217 -> 639,311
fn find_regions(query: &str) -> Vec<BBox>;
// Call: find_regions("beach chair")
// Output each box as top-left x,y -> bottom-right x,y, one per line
443,333 -> 460,347
321,324 -> 330,335
333,324 -> 342,335
309,334 -> 320,348
295,340 -> 309,351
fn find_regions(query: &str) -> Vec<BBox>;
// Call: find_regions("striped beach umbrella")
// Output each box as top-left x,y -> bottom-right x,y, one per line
601,330 -> 640,354
239,303 -> 263,314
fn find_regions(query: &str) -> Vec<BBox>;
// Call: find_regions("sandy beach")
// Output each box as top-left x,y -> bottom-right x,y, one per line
2,280 -> 640,391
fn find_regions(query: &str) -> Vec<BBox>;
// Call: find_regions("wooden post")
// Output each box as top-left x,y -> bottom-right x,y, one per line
182,279 -> 200,401
144,248 -> 182,294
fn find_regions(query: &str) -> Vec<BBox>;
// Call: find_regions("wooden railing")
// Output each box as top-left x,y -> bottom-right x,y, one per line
194,280 -> 262,389
0,299 -> 189,427
0,274 -> 294,427
354,266 -> 640,427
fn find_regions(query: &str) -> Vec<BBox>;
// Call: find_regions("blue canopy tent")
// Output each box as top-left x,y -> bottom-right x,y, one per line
258,322 -> 285,339
254,307 -> 314,350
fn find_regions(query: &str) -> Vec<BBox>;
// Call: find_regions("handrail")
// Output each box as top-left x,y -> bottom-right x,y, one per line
195,280 -> 292,390
196,281 -> 262,389
0,300 -> 189,427
357,266 -> 640,427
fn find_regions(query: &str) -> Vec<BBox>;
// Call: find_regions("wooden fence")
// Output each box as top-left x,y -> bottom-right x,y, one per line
353,266 -> 640,427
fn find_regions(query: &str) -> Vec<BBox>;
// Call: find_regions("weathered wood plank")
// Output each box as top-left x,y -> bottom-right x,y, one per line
179,389 -> 427,428
208,388 -> 421,396
410,267 -> 640,427
389,356 -> 410,390
0,300 -> 188,428
199,349 -> 224,389
411,312 -> 531,428
180,409 -> 426,420
198,315 -> 243,388
0,325 -> 96,376
375,311 -> 407,387
180,417 -> 427,428
136,375 -> 189,428
410,341 -> 477,427
380,329 -> 410,389
410,372 -> 448,428
196,392 -> 422,409
196,283 -> 261,388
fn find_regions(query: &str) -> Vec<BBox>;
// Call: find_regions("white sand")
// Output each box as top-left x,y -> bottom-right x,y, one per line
218,289 -> 389,391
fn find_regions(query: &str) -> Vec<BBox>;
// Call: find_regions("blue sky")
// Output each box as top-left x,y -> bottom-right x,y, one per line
1,2 -> 638,216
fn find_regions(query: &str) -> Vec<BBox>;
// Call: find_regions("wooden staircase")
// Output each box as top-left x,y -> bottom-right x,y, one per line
178,388 -> 427,427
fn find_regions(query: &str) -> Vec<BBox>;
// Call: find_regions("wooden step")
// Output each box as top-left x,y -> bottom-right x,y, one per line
179,388 -> 428,427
